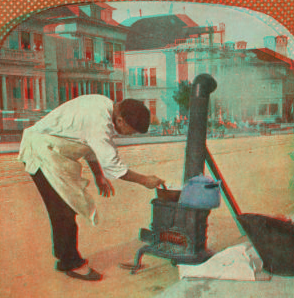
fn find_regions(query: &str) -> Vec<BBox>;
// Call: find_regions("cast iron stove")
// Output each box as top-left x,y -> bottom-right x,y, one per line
120,191 -> 213,274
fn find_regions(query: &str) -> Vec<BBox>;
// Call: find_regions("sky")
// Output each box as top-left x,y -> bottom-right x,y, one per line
111,1 -> 294,58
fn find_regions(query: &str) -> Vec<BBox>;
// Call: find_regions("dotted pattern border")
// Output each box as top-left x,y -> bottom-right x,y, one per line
0,0 -> 293,47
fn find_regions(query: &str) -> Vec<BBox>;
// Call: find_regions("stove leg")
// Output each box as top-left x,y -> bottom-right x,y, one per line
119,245 -> 151,274
130,245 -> 151,274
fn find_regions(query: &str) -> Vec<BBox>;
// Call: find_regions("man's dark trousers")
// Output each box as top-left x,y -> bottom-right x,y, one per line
31,169 -> 86,271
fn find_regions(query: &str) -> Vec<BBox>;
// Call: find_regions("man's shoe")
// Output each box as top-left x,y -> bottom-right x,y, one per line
55,259 -> 88,272
66,268 -> 103,281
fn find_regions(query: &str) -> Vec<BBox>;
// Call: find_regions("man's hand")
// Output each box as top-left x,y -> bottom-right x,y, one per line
95,176 -> 115,197
144,175 -> 165,189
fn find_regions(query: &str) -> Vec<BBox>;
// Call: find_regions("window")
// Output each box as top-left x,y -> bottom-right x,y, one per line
149,100 -> 157,124
269,104 -> 278,115
109,82 -> 115,101
104,82 -> 110,97
130,68 -> 157,87
91,5 -> 101,19
9,31 -> 19,50
27,78 -> 34,101
258,103 -> 279,116
85,38 -> 94,61
12,78 -> 21,99
149,100 -> 156,116
73,39 -> 80,59
137,68 -> 142,86
104,42 -> 113,64
114,43 -> 122,66
93,10 -> 101,19
141,68 -> 148,86
93,40 -> 101,63
73,82 -> 79,98
96,81 -> 103,94
150,68 -> 157,86
129,69 -> 136,86
101,10 -> 112,22
59,85 -> 66,104
21,32 -> 31,50
271,82 -> 280,91
33,34 -> 43,51
258,104 -> 267,116
116,82 -> 123,102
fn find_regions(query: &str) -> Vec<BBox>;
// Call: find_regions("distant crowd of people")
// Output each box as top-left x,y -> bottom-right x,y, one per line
158,114 -> 286,138
161,114 -> 188,136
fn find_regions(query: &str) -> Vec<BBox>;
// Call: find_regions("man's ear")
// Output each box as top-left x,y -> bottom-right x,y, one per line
116,116 -> 124,125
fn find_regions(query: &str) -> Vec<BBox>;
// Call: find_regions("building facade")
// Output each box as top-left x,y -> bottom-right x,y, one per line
124,14 -> 220,123
0,2 -> 128,131
124,16 -> 293,125
0,19 -> 47,130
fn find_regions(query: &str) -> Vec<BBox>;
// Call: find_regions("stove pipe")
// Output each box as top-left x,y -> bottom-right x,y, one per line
183,74 -> 217,183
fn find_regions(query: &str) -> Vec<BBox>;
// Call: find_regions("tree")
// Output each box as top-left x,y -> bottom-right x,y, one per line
172,80 -> 192,115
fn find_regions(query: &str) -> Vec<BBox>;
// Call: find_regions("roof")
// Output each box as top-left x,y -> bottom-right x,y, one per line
32,3 -> 121,28
36,6 -> 77,19
175,14 -> 198,27
125,14 -> 213,51
94,2 -> 117,11
250,48 -> 294,69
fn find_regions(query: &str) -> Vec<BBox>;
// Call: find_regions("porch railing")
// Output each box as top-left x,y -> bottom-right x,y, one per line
58,58 -> 111,72
0,48 -> 44,63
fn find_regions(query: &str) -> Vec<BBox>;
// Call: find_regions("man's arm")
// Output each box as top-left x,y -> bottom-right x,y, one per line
85,153 -> 114,197
119,169 -> 165,189
86,158 -> 103,176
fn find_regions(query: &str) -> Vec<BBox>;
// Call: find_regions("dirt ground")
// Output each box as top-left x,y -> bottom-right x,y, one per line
0,134 -> 294,297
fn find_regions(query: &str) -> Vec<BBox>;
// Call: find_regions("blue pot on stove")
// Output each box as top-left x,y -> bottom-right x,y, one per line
179,174 -> 221,209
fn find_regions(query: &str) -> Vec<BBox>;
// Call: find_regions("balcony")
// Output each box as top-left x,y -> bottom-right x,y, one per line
58,58 -> 112,73
0,48 -> 44,64
175,37 -> 211,50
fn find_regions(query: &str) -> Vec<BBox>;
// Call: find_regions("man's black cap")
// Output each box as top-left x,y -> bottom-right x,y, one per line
120,99 -> 150,133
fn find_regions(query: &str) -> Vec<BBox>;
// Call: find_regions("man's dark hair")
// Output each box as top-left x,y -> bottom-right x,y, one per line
119,99 -> 150,133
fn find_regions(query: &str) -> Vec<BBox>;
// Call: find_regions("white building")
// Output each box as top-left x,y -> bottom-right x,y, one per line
123,14 -> 293,124
124,14 -> 222,123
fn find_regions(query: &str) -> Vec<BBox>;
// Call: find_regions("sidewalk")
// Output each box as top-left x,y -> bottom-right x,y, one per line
0,134 -> 293,298
0,131 -> 264,154
2,129 -> 293,154
0,135 -> 188,154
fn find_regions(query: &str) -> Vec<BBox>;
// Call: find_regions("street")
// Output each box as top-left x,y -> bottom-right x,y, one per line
0,134 -> 294,298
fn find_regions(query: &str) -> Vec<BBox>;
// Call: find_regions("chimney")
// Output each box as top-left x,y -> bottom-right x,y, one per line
224,41 -> 235,51
236,41 -> 247,50
263,36 -> 276,51
275,35 -> 288,56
